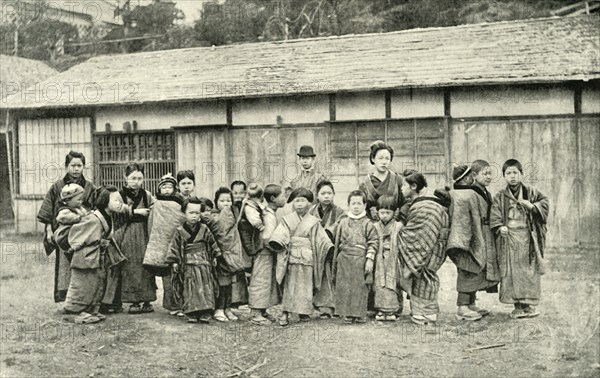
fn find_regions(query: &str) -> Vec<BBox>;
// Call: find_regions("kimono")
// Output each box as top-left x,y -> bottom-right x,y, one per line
248,207 -> 281,310
358,171 -> 405,222
446,184 -> 500,295
166,222 -> 221,315
397,195 -> 450,317
269,212 -> 334,315
143,194 -> 186,311
37,174 -> 96,302
64,210 -> 112,314
108,187 -> 157,305
490,184 -> 549,306
308,202 -> 346,313
373,220 -> 403,313
332,214 -> 379,318
210,207 -> 248,307
289,167 -> 326,200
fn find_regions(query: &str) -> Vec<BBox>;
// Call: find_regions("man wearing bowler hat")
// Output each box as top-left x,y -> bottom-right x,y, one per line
290,145 -> 326,201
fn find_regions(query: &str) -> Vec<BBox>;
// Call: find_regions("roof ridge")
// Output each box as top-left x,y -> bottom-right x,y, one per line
85,14 -> 598,63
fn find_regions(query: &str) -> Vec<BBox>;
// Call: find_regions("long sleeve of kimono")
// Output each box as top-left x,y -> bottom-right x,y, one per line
205,228 -> 222,258
56,208 -> 81,225
529,187 -> 549,224
244,204 -> 265,231
38,184 -> 58,226
165,230 -> 184,265
397,201 -> 444,277
490,193 -> 504,235
365,221 -> 379,261
261,209 -> 278,242
68,215 -> 102,251
268,221 -> 290,253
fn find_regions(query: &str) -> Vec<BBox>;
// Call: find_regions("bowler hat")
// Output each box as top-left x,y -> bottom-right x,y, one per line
297,145 -> 316,157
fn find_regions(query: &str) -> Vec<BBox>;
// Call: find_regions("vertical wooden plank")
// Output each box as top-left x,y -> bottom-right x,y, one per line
579,117 -> 600,247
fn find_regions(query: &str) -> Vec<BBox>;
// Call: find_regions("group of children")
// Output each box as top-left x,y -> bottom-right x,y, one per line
46,142 -> 549,326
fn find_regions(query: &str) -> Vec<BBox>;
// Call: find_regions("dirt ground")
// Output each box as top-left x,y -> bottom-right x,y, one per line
1,232 -> 599,377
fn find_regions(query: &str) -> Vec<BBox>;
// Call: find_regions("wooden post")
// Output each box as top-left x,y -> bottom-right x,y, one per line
13,29 -> 18,56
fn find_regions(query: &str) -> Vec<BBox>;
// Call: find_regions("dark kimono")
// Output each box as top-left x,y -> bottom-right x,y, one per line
397,195 -> 450,317
108,187 -> 157,305
332,214 -> 379,318
358,171 -> 405,222
446,184 -> 500,295
490,184 -> 549,306
290,167 -> 326,201
308,202 -> 346,313
269,212 -> 334,315
37,174 -> 96,302
166,222 -> 221,315
64,210 -> 112,314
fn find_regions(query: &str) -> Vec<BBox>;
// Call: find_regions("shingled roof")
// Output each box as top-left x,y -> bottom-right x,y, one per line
0,55 -> 57,102
3,15 -> 599,110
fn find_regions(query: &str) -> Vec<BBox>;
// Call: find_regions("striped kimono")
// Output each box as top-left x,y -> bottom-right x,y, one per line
398,194 -> 450,316
37,174 -> 96,302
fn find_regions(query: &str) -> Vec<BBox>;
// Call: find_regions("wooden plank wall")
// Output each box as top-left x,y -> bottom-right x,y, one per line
451,116 -> 600,248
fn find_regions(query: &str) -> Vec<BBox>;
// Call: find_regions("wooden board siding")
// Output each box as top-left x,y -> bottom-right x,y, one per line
17,117 -> 93,196
451,116 -> 600,247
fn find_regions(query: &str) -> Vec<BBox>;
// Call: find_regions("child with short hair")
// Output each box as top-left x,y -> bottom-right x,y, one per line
332,190 -> 379,323
231,180 -> 247,214
373,195 -> 403,321
166,196 -> 220,323
199,197 -> 214,219
238,183 -> 266,257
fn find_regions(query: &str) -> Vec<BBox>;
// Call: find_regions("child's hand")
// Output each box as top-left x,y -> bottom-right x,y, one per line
519,200 -> 534,211
213,258 -> 217,267
46,228 -> 54,244
134,208 -> 150,217
365,259 -> 374,274
499,226 -> 508,237
370,207 -> 378,219
99,239 -> 111,249
172,263 -> 179,273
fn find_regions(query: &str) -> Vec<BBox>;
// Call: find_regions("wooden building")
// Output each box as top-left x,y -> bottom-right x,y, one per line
3,16 -> 599,249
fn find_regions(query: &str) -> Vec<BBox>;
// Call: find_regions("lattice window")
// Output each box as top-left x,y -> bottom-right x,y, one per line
94,131 -> 176,194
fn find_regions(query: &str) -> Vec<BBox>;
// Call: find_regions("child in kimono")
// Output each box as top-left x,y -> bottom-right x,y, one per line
231,180 -> 247,214
53,184 -> 91,252
249,184 -> 286,325
242,183 -> 266,232
397,173 -> 451,326
268,188 -> 334,326
144,173 -> 186,317
166,197 -> 221,323
212,187 -> 248,322
332,190 -> 379,324
373,195 -> 403,321
64,186 -> 123,324
491,159 -> 549,319
199,198 -> 214,219
177,170 -> 196,199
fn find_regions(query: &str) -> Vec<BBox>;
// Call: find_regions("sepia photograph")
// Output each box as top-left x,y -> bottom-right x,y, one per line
0,0 -> 599,376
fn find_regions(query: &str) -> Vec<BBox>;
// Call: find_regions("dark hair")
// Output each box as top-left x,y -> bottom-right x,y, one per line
231,180 -> 247,191
247,182 -> 264,199
471,159 -> 490,175
402,169 -> 417,177
125,162 -> 144,177
347,190 -> 367,205
95,185 -> 119,209
214,187 -> 233,207
264,184 -> 283,203
199,197 -> 214,210
502,159 -> 523,176
65,151 -> 86,167
176,170 -> 195,184
377,195 -> 398,211
405,172 -> 427,193
288,187 -> 314,204
182,196 -> 204,213
316,180 -> 335,195
369,140 -> 394,165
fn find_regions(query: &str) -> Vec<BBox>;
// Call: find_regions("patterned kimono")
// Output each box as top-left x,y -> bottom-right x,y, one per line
37,174 -> 96,302
446,184 -> 500,295
358,171 -> 405,222
398,195 -> 450,316
333,214 -> 379,318
109,187 -> 157,305
309,202 -> 346,313
269,212 -> 334,315
166,222 -> 220,315
490,184 -> 549,305
248,207 -> 281,310
64,210 -> 112,314
373,220 -> 403,313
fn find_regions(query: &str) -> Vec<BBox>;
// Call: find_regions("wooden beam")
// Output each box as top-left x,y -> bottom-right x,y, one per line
329,93 -> 336,122
385,90 -> 392,119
